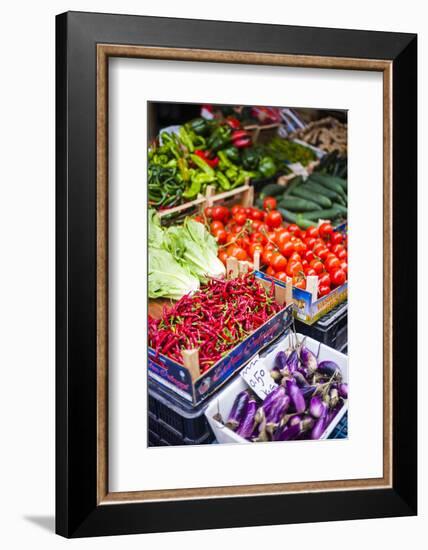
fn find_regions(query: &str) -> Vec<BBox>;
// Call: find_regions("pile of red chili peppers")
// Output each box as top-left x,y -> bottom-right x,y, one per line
148,273 -> 284,373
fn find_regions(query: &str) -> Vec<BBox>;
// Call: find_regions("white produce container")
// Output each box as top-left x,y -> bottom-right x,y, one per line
205,333 -> 348,444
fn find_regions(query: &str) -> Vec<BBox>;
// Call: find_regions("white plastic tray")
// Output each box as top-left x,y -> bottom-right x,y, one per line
205,333 -> 348,444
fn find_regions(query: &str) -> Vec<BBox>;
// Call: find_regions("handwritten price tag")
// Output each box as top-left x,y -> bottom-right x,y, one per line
240,355 -> 278,400
288,162 -> 309,178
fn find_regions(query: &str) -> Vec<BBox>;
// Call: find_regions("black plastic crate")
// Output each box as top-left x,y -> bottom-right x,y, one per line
148,380 -> 215,446
295,302 -> 347,353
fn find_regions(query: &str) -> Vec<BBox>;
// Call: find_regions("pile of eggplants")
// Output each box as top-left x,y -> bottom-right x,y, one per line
223,338 -> 347,442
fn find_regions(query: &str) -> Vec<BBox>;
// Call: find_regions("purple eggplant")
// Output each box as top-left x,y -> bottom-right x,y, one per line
300,346 -> 318,374
237,398 -> 258,439
225,390 -> 250,431
286,350 -> 299,374
285,379 -> 306,414
317,360 -> 342,380
262,383 -> 286,410
273,422 -> 301,441
309,395 -> 327,419
310,409 -> 329,440
338,383 -> 348,399
293,371 -> 310,388
288,414 -> 302,427
300,385 -> 317,405
275,350 -> 289,372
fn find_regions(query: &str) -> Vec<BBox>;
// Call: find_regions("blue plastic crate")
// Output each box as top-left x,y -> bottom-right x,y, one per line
328,411 -> 348,439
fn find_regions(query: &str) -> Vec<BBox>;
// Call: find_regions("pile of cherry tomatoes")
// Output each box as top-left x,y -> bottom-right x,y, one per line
198,197 -> 347,298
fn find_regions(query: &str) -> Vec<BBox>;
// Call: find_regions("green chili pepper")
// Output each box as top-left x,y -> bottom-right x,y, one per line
216,172 -> 231,190
187,117 -> 209,135
177,158 -> 190,182
178,126 -> 195,152
189,153 -> 215,176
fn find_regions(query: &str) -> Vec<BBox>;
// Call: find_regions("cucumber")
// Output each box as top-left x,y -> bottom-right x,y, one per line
301,207 -> 342,221
332,202 -> 348,216
284,175 -> 303,195
305,179 -> 346,205
278,208 -> 315,230
330,176 -> 347,191
259,183 -> 286,199
278,196 -> 321,212
311,174 -> 347,201
288,186 -> 332,208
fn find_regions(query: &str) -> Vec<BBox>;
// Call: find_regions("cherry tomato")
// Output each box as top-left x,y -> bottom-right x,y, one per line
232,224 -> 244,234
304,237 -> 316,250
319,222 -> 333,239
312,242 -> 325,256
300,231 -> 307,240
317,248 -> 330,261
306,226 -> 319,238
226,232 -> 235,244
318,284 -> 331,297
265,210 -> 283,229
288,224 -> 300,234
331,232 -> 344,245
331,244 -> 345,256
275,271 -> 288,282
293,277 -> 306,290
249,208 -> 264,221
193,215 -> 204,223
286,261 -> 303,278
340,261 -> 348,274
251,231 -> 267,245
318,273 -> 331,287
325,255 -> 341,272
244,207 -> 252,216
263,197 -> 277,211
204,206 -> 213,219
276,229 -> 292,248
251,219 -> 262,231
234,212 -> 247,226
301,259 -> 309,269
248,243 -> 264,259
212,206 -> 229,222
231,205 -> 242,216
294,240 -> 307,255
262,249 -> 274,266
309,259 -> 324,274
330,268 -> 346,287
218,250 -> 228,265
305,267 -> 317,277
266,266 -> 276,277
210,220 -> 224,233
267,231 -> 278,242
264,242 -> 276,252
280,241 -> 295,258
337,249 -> 347,260
289,251 -> 302,263
305,250 -> 315,263
227,245 -> 247,261
213,228 -> 227,244
270,252 -> 288,272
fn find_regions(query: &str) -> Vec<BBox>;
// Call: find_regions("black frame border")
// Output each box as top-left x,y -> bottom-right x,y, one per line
56,11 -> 417,538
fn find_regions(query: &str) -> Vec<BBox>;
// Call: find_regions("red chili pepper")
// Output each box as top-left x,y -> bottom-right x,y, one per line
194,149 -> 219,168
232,137 -> 252,148
231,130 -> 249,140
225,117 -> 241,129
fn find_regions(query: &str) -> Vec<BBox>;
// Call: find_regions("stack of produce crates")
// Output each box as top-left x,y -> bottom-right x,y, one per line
148,380 -> 215,446
294,302 -> 348,354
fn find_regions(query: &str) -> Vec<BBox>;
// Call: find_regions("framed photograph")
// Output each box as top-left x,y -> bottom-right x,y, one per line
56,11 -> 417,538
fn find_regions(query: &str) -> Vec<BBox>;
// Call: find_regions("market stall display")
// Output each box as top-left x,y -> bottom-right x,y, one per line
288,116 -> 347,156
147,101 -> 349,441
